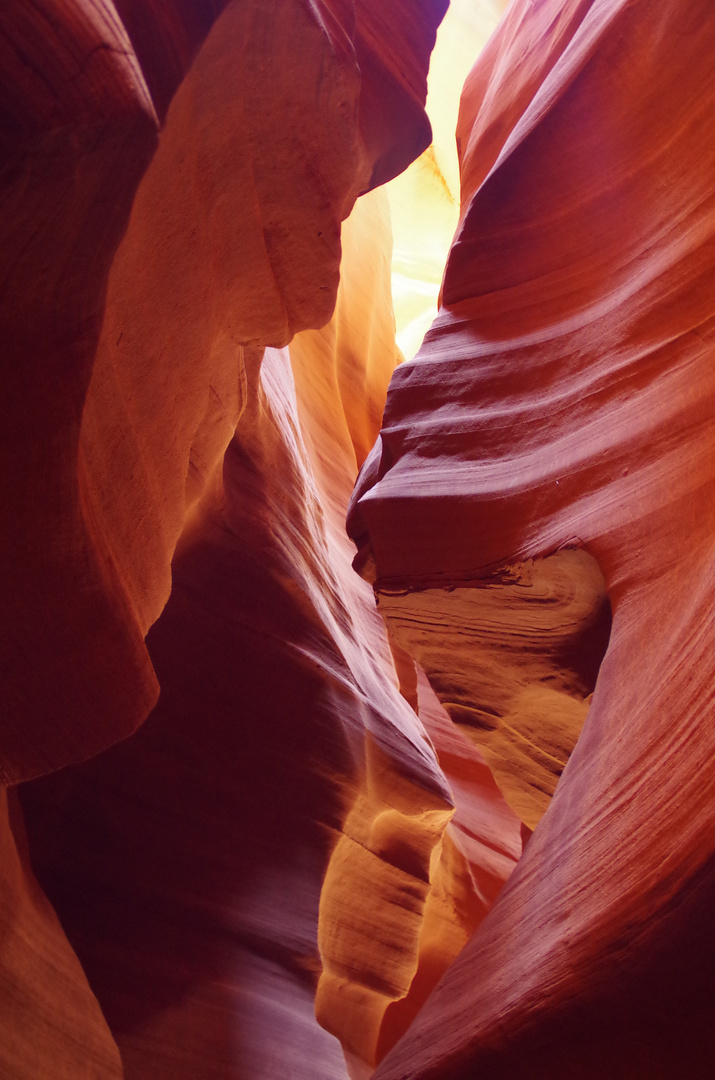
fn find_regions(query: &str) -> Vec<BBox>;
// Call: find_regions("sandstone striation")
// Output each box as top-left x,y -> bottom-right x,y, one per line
19,191 -> 458,1079
347,0 -> 715,1077
3,1 -> 456,1076
2,0 -> 447,788
377,549 -> 611,829
7,0 -> 714,1076
0,0 -> 158,786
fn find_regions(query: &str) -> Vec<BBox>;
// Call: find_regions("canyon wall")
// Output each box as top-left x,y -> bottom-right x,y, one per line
3,1 -> 489,1076
349,0 -> 715,1077
4,0 -> 715,1078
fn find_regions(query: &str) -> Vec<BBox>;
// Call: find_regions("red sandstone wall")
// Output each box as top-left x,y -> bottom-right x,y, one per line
349,1 -> 715,1077
6,0 -> 714,1076
2,2 -> 458,1076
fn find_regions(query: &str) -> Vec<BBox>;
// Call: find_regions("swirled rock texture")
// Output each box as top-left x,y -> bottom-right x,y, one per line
0,0 -> 158,787
377,549 -> 611,829
20,191 -> 463,1080
2,1 -> 451,1076
2,0 -> 447,788
347,1 -> 715,1078
1,3 -> 156,1072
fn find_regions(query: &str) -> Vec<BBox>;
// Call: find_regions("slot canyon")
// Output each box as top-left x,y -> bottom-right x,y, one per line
2,0 -> 715,1077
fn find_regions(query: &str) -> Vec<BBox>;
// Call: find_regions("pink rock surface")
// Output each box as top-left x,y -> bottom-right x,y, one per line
18,196 -> 456,1079
3,2 -> 452,1076
13,0 -> 715,1074
347,1 -> 715,1077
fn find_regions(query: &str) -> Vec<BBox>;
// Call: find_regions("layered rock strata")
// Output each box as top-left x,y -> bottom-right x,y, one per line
16,192 -> 467,1079
2,0 -> 447,784
3,1 -> 470,1076
377,549 -> 611,829
347,0 -> 715,1077
20,187 -> 520,1079
9,0 -> 712,1075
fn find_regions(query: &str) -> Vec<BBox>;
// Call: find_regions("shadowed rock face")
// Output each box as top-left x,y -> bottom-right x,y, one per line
0,790 -> 123,1080
2,2 -> 460,1077
5,0 -> 715,1078
18,189 -> 520,1079
348,0 -> 715,1077
1,0 -> 446,790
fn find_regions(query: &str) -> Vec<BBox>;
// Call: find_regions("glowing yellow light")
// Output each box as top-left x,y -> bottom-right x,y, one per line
386,0 -> 509,359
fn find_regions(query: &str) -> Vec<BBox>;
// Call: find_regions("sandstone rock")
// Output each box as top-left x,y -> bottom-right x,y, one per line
351,1 -> 715,1077
3,2 -> 451,1077
78,0 -> 373,714
19,195 -> 460,1080
0,791 -> 122,1079
2,0 -> 446,786
0,0 -> 158,785
374,666 -> 521,1061
377,549 -> 611,828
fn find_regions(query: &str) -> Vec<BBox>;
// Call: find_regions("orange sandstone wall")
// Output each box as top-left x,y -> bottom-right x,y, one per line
348,1 -> 715,1077
18,186 -> 520,1079
12,0 -> 715,1075
2,1 -> 459,1076
2,0 -> 447,788
19,192 -> 455,1080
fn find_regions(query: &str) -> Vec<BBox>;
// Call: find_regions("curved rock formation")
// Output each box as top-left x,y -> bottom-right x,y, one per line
19,184 -> 479,1079
1,7 -> 156,1068
1,0 -> 158,786
377,549 -> 611,828
0,792 -> 122,1080
10,0 -> 715,1075
3,0 -> 447,789
348,0 -> 715,1077
3,1 -> 452,1076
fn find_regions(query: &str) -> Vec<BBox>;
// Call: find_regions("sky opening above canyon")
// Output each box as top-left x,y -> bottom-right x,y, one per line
386,0 -> 508,359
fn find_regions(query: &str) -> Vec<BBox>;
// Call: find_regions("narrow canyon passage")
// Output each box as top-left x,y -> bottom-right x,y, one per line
3,1 -> 715,1079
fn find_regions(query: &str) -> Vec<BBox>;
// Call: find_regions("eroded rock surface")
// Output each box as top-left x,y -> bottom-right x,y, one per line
3,2 -> 455,1076
378,549 -> 611,828
16,174 -> 518,1077
3,0 -> 446,788
348,1 -> 715,1077
8,0 -> 713,1076
20,184 -> 495,1079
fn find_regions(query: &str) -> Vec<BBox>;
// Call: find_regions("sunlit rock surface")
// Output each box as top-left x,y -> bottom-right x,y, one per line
2,0 -> 446,788
3,1 -> 458,1075
348,1 -> 715,1077
20,190 -> 465,1080
373,666 -> 521,1063
377,549 -> 611,829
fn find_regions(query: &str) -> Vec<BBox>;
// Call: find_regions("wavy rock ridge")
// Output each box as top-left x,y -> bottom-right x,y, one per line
350,1 -> 715,1077
5,0 -> 715,1077
2,1 -> 473,1076
2,2 -> 521,1077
